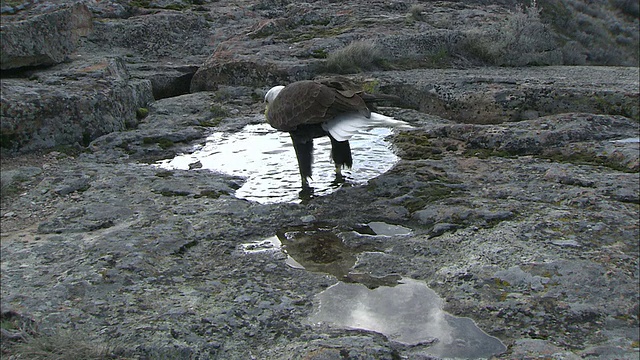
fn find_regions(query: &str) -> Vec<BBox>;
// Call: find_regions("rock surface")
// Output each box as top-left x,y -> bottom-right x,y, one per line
0,2 -> 92,70
1,0 -> 639,359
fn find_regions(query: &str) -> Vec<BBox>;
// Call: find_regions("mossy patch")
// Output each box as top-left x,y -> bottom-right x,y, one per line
401,184 -> 453,212
154,170 -> 174,178
203,104 -> 230,126
463,148 -> 514,159
540,150 -> 636,173
494,278 -> 511,288
158,189 -> 191,197
129,0 -> 151,8
198,119 -> 221,127
115,141 -> 136,155
2,0 -> 29,6
142,137 -> 175,149
5,324 -> 120,360
51,144 -> 86,157
592,94 -> 638,121
311,49 -> 328,59
194,189 -> 228,199
361,79 -> 380,94
323,40 -> 385,74
136,107 -> 149,120
393,131 -> 443,160
0,133 -> 18,150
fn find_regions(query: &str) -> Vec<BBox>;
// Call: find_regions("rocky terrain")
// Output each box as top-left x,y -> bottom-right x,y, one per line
1,0 -> 639,359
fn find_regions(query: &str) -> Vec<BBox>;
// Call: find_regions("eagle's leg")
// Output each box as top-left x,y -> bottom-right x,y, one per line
290,134 -> 314,189
329,135 -> 352,183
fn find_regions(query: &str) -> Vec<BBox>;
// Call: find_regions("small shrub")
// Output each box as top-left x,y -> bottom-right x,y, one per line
407,4 -> 426,22
462,4 -> 560,66
311,48 -> 328,59
136,107 -> 149,119
209,104 -> 229,118
324,40 -> 385,74
561,41 -> 587,65
610,0 -> 640,18
9,329 -> 121,360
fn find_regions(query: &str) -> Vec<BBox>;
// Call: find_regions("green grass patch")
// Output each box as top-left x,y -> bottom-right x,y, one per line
142,137 -> 175,149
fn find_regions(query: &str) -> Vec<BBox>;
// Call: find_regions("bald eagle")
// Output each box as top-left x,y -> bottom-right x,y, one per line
264,77 -> 411,192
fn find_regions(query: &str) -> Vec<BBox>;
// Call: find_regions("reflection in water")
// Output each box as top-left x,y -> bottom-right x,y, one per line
356,221 -> 413,237
275,225 -> 401,288
308,279 -> 507,359
276,226 -> 358,281
611,137 -> 639,143
240,235 -> 304,269
240,224 -> 506,358
156,123 -> 400,203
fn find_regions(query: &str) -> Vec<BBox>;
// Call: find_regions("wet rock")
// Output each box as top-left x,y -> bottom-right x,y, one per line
509,339 -> 581,359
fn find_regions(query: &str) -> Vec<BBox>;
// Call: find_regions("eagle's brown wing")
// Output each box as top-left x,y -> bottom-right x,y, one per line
318,76 -> 409,111
266,80 -> 370,132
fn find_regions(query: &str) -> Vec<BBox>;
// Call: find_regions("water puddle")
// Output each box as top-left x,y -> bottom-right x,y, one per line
240,223 -> 403,287
354,221 -> 412,237
241,223 -> 506,358
240,235 -> 304,269
155,123 -> 399,203
611,137 -> 639,143
308,279 -> 507,358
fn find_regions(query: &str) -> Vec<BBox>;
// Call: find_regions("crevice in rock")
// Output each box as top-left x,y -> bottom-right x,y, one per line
149,66 -> 199,100
0,63 -> 55,79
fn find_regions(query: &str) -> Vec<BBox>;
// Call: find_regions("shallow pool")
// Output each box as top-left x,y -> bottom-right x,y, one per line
156,123 -> 400,203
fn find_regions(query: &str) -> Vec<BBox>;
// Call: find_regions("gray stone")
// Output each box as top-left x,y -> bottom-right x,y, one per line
1,57 -> 153,153
1,3 -> 92,70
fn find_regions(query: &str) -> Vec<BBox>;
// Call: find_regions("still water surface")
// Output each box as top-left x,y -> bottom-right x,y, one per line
156,123 -> 399,203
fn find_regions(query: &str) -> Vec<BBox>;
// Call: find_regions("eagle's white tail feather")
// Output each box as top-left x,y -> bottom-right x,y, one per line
322,112 -> 412,142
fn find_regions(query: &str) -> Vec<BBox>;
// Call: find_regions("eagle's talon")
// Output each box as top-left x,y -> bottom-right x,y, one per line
298,186 -> 314,200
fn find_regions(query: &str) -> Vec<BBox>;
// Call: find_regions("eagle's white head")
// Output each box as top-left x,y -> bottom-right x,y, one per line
265,85 -> 285,104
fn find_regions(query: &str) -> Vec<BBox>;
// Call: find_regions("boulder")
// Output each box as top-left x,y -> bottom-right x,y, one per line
0,57 -> 153,153
190,56 -> 320,91
0,2 -> 92,70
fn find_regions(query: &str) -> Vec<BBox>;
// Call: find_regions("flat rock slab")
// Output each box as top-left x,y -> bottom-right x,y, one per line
374,66 -> 639,123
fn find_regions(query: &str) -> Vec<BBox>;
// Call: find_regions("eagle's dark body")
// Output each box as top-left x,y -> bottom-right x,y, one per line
264,77 -> 408,191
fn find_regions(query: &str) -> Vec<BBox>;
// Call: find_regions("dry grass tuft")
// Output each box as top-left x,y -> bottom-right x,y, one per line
462,4 -> 561,66
324,40 -> 385,74
7,329 -> 123,360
